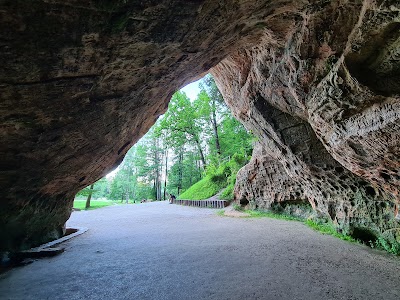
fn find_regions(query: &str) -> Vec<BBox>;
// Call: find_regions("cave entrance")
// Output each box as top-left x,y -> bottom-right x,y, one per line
73,74 -> 253,210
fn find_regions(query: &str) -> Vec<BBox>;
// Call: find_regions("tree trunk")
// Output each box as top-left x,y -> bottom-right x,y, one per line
85,184 -> 94,209
163,149 -> 168,200
211,100 -> 221,155
194,137 -> 206,168
178,149 -> 183,195
154,137 -> 162,201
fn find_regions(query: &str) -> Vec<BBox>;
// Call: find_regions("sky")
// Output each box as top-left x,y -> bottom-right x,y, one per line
180,79 -> 202,101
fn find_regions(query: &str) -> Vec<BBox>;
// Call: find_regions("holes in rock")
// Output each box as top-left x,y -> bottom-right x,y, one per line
380,172 -> 391,181
334,166 -> 344,173
348,141 -> 367,157
328,203 -> 336,220
240,198 -> 249,206
274,200 -> 312,218
79,177 -> 86,182
359,180 -> 368,186
364,186 -> 376,197
350,227 -> 377,244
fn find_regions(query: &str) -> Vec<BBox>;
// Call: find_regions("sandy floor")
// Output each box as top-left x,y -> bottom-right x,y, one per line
1,201 -> 399,300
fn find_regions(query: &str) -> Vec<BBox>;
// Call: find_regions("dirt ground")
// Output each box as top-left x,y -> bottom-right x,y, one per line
1,201 -> 399,300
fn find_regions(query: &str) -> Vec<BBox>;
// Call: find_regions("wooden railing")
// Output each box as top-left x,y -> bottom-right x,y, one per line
171,199 -> 228,209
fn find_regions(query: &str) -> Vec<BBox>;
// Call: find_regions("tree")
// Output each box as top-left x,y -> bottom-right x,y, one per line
197,74 -> 227,157
158,91 -> 207,168
219,116 -> 253,158
85,184 -> 94,209
97,74 -> 253,202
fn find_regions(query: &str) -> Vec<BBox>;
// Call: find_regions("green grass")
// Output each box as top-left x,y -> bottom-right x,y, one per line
237,208 -> 357,243
220,182 -> 234,200
245,210 -> 303,222
242,208 -> 400,255
304,219 -> 357,242
73,199 -> 115,210
179,176 -> 225,200
372,234 -> 400,256
216,210 -> 225,216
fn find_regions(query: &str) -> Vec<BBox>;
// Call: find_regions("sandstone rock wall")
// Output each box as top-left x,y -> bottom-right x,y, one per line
212,0 -> 400,238
1,0 -> 279,251
1,0 -> 399,251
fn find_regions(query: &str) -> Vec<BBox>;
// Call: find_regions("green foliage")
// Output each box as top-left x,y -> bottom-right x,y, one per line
179,176 -> 225,200
101,74 -> 253,204
167,149 -> 202,195
76,178 -> 111,200
305,219 -> 356,242
240,209 -> 356,241
216,210 -> 225,216
219,117 -> 253,158
371,234 -> 400,256
212,153 -> 249,200
220,183 -> 234,200
159,91 -> 204,151
246,210 -> 303,222
233,203 -> 244,211
182,152 -> 250,201
243,209 -> 399,255
73,199 -> 114,210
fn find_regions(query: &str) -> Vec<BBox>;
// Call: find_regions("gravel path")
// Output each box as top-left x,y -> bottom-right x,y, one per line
1,201 -> 399,300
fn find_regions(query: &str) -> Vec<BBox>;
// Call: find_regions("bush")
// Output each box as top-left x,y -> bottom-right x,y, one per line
220,183 -> 234,200
372,235 -> 400,256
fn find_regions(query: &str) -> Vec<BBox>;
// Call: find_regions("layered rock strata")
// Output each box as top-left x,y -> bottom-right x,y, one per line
212,0 -> 400,239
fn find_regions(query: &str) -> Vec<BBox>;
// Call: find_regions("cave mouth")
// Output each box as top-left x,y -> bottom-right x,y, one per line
75,73 -> 253,210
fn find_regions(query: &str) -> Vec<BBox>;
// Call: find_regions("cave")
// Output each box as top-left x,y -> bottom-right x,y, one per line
1,0 -> 399,254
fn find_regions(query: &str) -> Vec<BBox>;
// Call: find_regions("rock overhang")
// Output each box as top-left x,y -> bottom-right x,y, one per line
1,0 -> 399,251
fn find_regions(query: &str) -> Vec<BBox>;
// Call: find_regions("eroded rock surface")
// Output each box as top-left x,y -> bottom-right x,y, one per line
212,0 -> 400,240
1,0 -> 278,251
1,0 -> 399,251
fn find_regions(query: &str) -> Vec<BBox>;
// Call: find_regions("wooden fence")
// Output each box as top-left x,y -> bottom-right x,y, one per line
171,199 -> 228,209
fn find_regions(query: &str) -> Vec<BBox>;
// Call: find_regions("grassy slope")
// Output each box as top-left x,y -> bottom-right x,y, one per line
179,176 -> 226,200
